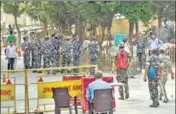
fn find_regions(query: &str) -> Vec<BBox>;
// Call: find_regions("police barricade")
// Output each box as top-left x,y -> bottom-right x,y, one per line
0,77 -> 17,114
1,65 -> 98,114
62,75 -> 115,113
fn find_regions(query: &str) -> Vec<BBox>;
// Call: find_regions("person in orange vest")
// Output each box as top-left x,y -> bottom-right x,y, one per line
114,43 -> 131,100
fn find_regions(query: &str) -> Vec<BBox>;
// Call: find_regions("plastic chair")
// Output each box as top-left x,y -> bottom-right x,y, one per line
52,88 -> 72,114
91,88 -> 114,114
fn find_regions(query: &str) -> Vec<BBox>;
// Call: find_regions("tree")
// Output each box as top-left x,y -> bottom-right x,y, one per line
2,1 -> 25,48
119,1 -> 153,56
24,1 -> 50,36
152,1 -> 174,28
80,1 -> 119,69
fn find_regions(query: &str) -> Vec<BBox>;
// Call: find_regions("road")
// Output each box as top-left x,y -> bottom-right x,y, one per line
1,54 -> 175,114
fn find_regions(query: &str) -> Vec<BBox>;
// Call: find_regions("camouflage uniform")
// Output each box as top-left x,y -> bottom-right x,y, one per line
158,54 -> 172,102
134,37 -> 147,72
21,39 -> 31,69
146,55 -> 160,107
30,38 -> 42,71
116,49 -> 131,100
61,38 -> 73,73
72,40 -> 81,73
41,38 -> 53,69
51,37 -> 61,68
88,40 -> 99,75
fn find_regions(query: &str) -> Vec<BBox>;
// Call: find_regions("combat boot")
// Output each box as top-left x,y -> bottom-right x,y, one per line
150,100 -> 159,108
163,97 -> 169,103
118,93 -> 124,100
125,93 -> 129,99
159,93 -> 163,100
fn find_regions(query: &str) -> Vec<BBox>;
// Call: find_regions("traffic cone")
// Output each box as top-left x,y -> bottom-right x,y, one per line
3,74 -> 6,83
38,77 -> 43,82
6,79 -> 12,84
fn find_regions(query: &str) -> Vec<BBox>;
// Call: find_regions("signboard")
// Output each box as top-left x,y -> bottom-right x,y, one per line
81,76 -> 115,113
0,84 -> 15,101
62,75 -> 83,106
114,34 -> 127,46
38,80 -> 82,98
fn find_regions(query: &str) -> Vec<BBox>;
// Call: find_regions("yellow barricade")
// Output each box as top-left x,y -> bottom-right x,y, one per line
0,65 -> 98,114
38,80 -> 82,98
1,84 -> 15,101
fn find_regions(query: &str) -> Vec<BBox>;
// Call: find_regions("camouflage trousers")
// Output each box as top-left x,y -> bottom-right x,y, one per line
137,52 -> 146,72
23,54 -> 30,69
116,68 -> 129,97
148,78 -> 159,101
62,55 -> 72,73
73,56 -> 80,73
159,73 -> 168,101
43,55 -> 52,68
33,55 -> 41,69
52,53 -> 60,68
89,57 -> 98,75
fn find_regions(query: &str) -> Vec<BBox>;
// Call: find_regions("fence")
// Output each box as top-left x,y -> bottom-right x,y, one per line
0,65 -> 98,114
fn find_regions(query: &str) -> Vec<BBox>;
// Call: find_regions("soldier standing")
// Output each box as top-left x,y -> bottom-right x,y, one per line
133,33 -> 147,73
72,34 -> 82,73
31,36 -> 42,73
61,36 -> 73,73
114,43 -> 131,100
30,36 -> 35,68
143,50 -> 161,107
21,36 -> 30,69
158,48 -> 174,103
88,36 -> 99,75
51,34 -> 61,74
41,37 -> 53,74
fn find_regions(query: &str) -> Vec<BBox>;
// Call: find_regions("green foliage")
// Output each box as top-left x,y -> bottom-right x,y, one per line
152,1 -> 175,21
119,1 -> 153,23
2,1 -> 25,16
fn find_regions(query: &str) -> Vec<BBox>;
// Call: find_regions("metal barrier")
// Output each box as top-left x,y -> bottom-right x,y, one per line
1,77 -> 16,114
0,65 -> 98,114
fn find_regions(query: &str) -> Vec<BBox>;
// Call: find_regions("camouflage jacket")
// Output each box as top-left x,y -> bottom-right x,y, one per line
21,41 -> 30,55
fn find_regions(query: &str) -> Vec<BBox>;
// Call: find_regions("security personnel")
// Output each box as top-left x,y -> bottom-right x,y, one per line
61,36 -> 73,73
158,48 -> 174,103
21,36 -> 30,69
143,49 -> 161,107
115,43 -> 131,100
88,36 -> 99,75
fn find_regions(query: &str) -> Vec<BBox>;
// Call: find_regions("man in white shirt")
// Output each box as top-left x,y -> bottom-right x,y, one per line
5,41 -> 17,70
147,32 -> 163,56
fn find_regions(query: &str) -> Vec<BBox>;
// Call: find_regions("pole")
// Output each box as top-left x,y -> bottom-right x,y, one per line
24,70 -> 29,114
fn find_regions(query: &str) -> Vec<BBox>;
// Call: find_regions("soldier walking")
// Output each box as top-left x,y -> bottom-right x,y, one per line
88,36 -> 99,75
72,34 -> 82,73
114,43 -> 131,100
21,36 -> 30,69
133,32 -> 147,73
158,48 -> 174,103
143,49 -> 161,107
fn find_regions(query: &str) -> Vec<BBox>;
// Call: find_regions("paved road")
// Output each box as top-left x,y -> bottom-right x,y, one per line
1,55 -> 175,114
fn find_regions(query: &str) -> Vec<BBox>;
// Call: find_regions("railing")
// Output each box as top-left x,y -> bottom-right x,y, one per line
0,65 -> 98,114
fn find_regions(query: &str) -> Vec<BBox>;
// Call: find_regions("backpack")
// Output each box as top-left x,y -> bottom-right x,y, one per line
115,50 -> 128,69
147,63 -> 157,79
